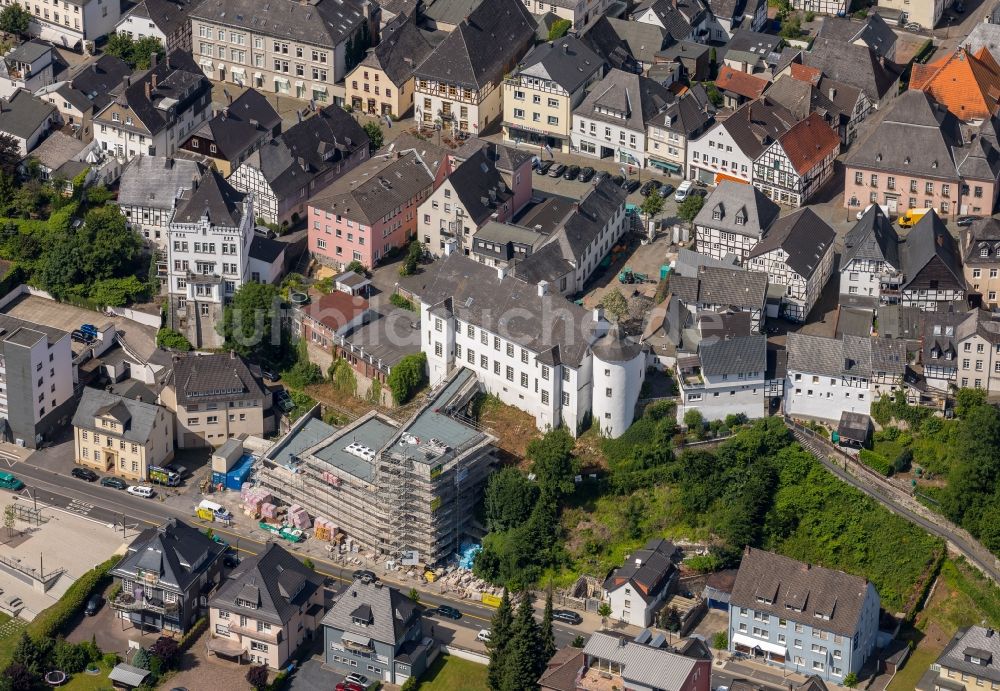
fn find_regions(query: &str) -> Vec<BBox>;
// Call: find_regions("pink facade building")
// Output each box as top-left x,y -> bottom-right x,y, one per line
308,150 -> 436,269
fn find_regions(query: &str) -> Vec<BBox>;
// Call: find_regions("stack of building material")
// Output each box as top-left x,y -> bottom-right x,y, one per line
314,517 -> 339,541
241,486 -> 272,517
287,504 -> 312,529
260,503 -> 279,521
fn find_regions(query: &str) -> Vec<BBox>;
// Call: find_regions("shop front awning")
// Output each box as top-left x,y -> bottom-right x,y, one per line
715,172 -> 748,185
732,633 -> 787,657
650,159 -> 682,174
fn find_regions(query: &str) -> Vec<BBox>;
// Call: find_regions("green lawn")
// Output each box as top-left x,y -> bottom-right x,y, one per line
0,612 -> 26,670
61,660 -> 115,690
413,655 -> 487,691
886,644 -> 937,691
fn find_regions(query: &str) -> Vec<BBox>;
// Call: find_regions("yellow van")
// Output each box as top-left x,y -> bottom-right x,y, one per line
898,207 -> 932,228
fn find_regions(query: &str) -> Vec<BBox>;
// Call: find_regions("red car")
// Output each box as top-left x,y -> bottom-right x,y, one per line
335,683 -> 365,691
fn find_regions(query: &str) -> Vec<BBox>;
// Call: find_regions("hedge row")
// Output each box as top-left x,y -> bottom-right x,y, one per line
179,616 -> 207,653
859,449 -> 893,477
28,556 -> 119,641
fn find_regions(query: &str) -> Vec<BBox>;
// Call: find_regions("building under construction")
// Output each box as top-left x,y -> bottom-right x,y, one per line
257,368 -> 497,564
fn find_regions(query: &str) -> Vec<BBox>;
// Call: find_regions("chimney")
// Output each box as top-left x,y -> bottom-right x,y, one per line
166,157 -> 174,169
151,72 -> 158,90
496,266 -> 506,280
150,52 -> 158,69
635,557 -> 643,566
828,87 -> 836,100
124,75 -> 131,88
562,42 -> 569,54
230,350 -> 236,359
250,118 -> 259,128
144,81 -> 151,100
537,280 -> 549,296
988,629 -> 995,638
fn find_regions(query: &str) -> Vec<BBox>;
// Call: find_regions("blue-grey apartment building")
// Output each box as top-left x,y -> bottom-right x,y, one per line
728,547 -> 881,683
322,580 -> 435,685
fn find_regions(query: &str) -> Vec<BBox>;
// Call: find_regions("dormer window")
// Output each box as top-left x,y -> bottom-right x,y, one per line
982,247 -> 990,258
713,209 -> 721,220
933,325 -> 942,335
736,213 -> 746,226
946,326 -> 954,336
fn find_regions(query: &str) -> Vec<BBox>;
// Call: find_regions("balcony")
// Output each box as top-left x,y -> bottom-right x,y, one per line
109,594 -> 179,615
225,620 -> 283,644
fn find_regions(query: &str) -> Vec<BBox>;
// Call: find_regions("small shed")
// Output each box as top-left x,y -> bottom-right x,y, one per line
837,411 -> 873,449
334,270 -> 371,297
108,663 -> 150,690
703,568 -> 738,610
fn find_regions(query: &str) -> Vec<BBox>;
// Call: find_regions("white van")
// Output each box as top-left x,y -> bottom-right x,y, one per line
127,485 -> 154,498
674,180 -> 693,202
198,499 -> 234,522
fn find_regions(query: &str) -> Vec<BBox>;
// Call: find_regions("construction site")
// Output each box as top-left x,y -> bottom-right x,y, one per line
255,368 -> 497,565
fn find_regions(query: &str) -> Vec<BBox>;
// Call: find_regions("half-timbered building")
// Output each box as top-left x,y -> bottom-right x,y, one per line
899,209 -> 966,310
839,204 -> 902,306
693,181 -> 780,262
751,113 -> 840,207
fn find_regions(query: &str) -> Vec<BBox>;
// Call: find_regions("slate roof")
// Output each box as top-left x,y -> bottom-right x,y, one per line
445,148 -> 513,225
694,181 -> 780,239
359,12 -> 433,86
583,632 -> 700,690
542,176 -> 628,263
838,411 -> 872,444
766,73 -> 858,127
122,0 -> 195,39
513,37 -> 603,95
816,14 -> 896,59
321,580 -> 418,646
510,241 -> 576,285
577,15 -> 640,74
451,137 -> 535,176
699,334 -> 766,377
957,124 -> 1000,181
787,332 -> 905,378
29,131 -> 85,171
6,40 -> 51,65
634,0 -> 703,42
962,217 -> 1000,265
748,207 -> 834,279
730,547 -> 875,637
67,54 -> 132,113
845,91 -> 967,179
102,51 -> 211,137
716,65 -> 769,100
700,265 -> 767,307
574,68 -> 674,134
413,0 -> 535,90
244,105 -> 368,198
0,89 -> 55,140
602,538 -> 678,597
803,37 -> 900,102
910,46 -> 1000,122
842,204 -> 901,270
173,167 -> 245,226
421,0 -> 479,26
720,97 -> 797,161
900,209 -> 965,291
398,253 -> 598,366
193,88 -> 279,161
775,112 -> 840,175
653,84 -> 715,138
190,0 -> 368,48
211,542 -> 323,626
169,352 -> 268,406
112,519 -> 224,592
936,627 -> 1000,683
607,18 -> 666,65
310,150 -> 434,225
727,29 -> 780,56
72,388 -> 166,444
118,155 -> 203,211
592,323 -> 643,362
249,236 -> 285,263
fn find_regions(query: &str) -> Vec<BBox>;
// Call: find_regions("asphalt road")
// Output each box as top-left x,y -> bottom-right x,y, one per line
2,459 -> 585,650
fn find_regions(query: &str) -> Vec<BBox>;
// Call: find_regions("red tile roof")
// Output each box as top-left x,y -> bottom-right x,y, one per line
789,62 -> 822,86
778,112 -> 841,175
910,46 -> 1000,122
716,65 -> 769,100
302,290 -> 369,333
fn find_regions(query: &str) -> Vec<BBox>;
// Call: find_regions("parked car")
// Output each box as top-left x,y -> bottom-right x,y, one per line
611,174 -> 625,187
435,605 -> 462,619
535,160 -> 553,175
592,170 -> 608,184
548,163 -> 567,177
622,178 -> 640,194
658,183 -> 675,198
905,21 -> 922,30
563,165 -> 581,180
956,216 -> 980,227
691,187 -> 708,198
640,180 -> 662,196
100,476 -> 128,490
552,609 -> 583,625
254,226 -> 276,239
345,674 -> 370,688
578,166 -> 596,182
70,330 -> 93,344
674,180 -> 693,201
336,683 -> 365,691
126,485 -> 154,498
71,467 -> 98,482
223,553 -> 240,568
260,365 -> 279,381
84,594 -> 102,616
477,629 -> 492,642
352,569 -> 377,583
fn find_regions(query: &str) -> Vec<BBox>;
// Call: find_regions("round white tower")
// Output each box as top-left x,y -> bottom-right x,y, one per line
591,324 -> 645,438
